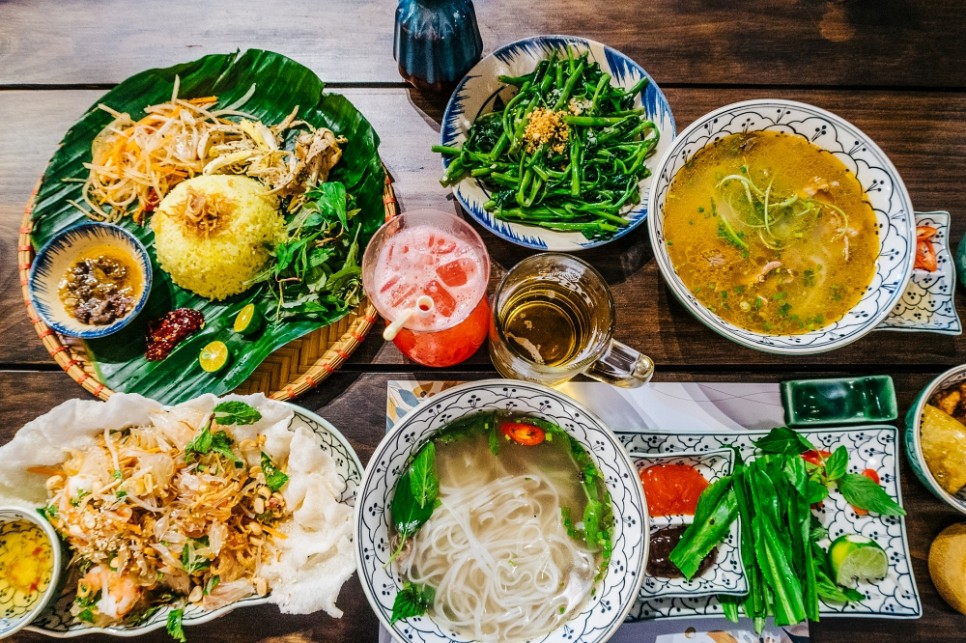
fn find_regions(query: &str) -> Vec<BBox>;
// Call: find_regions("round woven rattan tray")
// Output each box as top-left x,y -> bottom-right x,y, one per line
18,175 -> 397,401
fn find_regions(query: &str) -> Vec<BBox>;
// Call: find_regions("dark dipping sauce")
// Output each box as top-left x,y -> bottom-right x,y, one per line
647,524 -> 717,578
58,251 -> 140,325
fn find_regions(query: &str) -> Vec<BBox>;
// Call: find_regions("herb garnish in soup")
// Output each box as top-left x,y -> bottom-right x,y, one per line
663,131 -> 878,334
388,411 -> 613,641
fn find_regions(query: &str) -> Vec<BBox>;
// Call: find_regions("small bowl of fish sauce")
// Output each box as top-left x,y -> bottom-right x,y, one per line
632,450 -> 747,598
28,223 -> 152,339
647,99 -> 915,355
0,506 -> 62,638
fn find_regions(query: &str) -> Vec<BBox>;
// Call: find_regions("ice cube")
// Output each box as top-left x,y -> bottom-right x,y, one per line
436,258 -> 474,287
424,280 -> 457,317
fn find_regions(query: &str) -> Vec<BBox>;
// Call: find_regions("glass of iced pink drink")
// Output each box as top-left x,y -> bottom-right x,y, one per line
362,209 -> 490,367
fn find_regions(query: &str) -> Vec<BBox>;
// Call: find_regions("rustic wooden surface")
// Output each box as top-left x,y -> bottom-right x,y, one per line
2,0 -> 966,641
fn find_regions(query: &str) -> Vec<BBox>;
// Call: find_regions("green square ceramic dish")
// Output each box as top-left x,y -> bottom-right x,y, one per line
781,375 -> 898,426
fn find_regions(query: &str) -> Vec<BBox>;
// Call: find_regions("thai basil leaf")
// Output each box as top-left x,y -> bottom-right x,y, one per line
408,442 -> 438,509
837,473 -> 906,516
754,427 -> 816,456
824,446 -> 849,482
390,582 -> 436,624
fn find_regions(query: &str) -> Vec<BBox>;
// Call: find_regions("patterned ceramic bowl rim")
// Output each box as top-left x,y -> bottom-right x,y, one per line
440,34 -> 676,251
647,99 -> 915,355
0,505 -> 63,638
354,379 -> 649,643
28,222 -> 153,339
904,364 -> 966,515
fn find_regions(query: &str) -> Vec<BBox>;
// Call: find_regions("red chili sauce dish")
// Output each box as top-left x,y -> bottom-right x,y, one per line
639,463 -> 710,516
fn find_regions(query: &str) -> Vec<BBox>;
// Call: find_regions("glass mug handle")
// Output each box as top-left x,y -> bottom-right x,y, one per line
584,339 -> 655,388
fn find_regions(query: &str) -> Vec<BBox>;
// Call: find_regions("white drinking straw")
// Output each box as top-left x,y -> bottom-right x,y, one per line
383,295 -> 435,341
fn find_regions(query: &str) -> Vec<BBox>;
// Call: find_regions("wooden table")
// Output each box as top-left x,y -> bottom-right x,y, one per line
2,1 -> 966,640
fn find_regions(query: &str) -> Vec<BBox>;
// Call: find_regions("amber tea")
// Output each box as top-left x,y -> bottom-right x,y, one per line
500,284 -> 591,368
489,253 -> 654,387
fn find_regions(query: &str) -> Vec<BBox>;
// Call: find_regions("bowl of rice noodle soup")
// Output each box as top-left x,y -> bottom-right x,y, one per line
354,380 -> 648,643
647,99 -> 915,354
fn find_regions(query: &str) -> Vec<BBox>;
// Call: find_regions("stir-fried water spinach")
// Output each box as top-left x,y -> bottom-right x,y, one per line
433,50 -> 660,240
668,427 -> 905,633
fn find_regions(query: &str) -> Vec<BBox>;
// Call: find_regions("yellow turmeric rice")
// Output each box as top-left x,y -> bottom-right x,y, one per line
151,175 -> 284,300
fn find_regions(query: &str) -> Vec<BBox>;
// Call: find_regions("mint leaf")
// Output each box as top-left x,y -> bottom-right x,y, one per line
754,427 -> 816,455
390,582 -> 435,624
210,431 -> 243,467
212,401 -> 262,425
261,452 -> 289,492
166,607 -> 187,643
837,473 -> 906,516
185,425 -> 213,461
824,446 -> 849,482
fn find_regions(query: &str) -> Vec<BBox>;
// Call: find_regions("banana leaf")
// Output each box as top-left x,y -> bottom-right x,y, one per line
30,49 -> 385,404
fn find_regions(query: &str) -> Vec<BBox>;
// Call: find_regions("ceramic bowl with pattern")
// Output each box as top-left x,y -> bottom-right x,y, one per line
354,379 -> 649,643
28,223 -> 152,339
440,35 -> 676,251
0,506 -> 62,638
647,99 -> 915,355
630,450 -> 746,598
904,364 -> 966,515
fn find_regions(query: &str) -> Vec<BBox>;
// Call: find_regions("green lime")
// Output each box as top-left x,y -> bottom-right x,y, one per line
828,534 -> 888,585
199,340 -> 231,373
233,303 -> 264,336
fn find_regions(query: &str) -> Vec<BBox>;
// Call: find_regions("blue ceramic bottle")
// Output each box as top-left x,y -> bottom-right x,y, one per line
393,0 -> 483,92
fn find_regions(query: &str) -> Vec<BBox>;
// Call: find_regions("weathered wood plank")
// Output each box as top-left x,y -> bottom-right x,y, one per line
2,1 -> 966,89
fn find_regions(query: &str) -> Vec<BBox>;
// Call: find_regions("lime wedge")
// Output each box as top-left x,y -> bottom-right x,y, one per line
233,303 -> 264,336
199,340 -> 231,373
829,534 -> 888,585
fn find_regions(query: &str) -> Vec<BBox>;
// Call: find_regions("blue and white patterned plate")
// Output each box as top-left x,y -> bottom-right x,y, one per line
355,380 -> 649,643
24,401 -> 362,639
618,426 -> 921,621
28,222 -> 152,339
878,211 -> 961,335
647,99 -> 916,354
440,35 -> 676,251
631,450 -> 746,599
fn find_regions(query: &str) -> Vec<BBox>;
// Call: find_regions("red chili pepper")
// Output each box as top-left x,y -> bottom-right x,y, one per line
801,449 -> 832,466
852,468 -> 882,516
499,421 -> 545,446
915,225 -> 938,272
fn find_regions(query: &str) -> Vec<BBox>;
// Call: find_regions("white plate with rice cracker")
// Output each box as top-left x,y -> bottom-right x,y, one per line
0,393 -> 362,638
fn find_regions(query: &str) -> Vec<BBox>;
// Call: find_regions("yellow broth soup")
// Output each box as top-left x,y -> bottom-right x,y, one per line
663,131 -> 878,334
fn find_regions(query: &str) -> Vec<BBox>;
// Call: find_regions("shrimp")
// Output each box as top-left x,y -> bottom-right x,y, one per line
75,565 -> 143,624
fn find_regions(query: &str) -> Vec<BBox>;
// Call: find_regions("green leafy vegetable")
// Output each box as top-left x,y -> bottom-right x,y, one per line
408,443 -> 439,509
261,452 -> 290,492
212,401 -> 262,425
754,426 -> 816,455
181,537 -> 211,574
29,50 -> 386,405
668,476 -> 738,579
837,473 -> 907,516
185,426 -> 213,461
390,582 -> 436,624
433,48 -> 660,240
823,446 -> 849,483
185,423 -> 242,467
389,442 -> 440,560
166,607 -> 187,643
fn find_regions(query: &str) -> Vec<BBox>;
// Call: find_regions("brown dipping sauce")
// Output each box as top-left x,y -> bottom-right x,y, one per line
647,524 -> 717,578
58,249 -> 141,325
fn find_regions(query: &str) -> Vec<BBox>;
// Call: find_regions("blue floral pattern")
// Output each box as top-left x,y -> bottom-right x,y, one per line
617,426 -> 921,621
647,100 -> 916,354
441,36 -> 675,251
356,380 -> 648,642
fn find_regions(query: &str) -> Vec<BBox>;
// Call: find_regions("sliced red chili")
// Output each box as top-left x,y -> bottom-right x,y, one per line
801,449 -> 832,466
499,421 -> 545,446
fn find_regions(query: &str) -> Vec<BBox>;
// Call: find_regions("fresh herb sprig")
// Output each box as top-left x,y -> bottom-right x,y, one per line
251,181 -> 364,322
668,426 -> 904,633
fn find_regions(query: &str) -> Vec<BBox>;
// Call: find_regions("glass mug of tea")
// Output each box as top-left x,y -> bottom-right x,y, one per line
362,209 -> 490,367
489,253 -> 654,387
